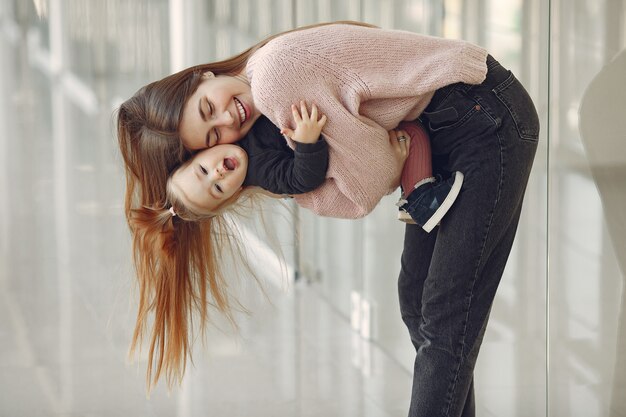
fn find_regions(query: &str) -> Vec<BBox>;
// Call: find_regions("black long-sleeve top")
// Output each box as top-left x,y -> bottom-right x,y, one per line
238,116 -> 329,195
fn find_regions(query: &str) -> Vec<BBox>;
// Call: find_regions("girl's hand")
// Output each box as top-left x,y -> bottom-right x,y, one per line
280,101 -> 327,144
389,129 -> 411,185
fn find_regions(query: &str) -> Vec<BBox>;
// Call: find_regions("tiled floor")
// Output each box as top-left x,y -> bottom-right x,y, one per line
0,276 -> 416,416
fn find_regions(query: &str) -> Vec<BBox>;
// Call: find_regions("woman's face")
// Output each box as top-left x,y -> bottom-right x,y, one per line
171,144 -> 248,213
179,72 -> 261,150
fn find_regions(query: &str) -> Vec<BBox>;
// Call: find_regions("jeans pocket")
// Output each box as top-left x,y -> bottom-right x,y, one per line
492,73 -> 540,142
423,92 -> 482,133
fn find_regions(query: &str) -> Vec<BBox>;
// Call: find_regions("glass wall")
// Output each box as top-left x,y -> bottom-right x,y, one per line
548,1 -> 626,416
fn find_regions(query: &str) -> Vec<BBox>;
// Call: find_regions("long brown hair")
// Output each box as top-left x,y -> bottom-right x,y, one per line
129,180 -> 263,390
118,20 -> 378,391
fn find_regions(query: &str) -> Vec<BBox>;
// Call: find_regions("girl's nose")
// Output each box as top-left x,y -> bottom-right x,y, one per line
215,168 -> 224,179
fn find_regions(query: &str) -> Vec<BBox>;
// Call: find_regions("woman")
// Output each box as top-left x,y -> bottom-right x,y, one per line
118,21 -> 539,417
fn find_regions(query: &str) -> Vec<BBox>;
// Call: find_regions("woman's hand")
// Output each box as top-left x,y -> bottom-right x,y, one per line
389,128 -> 411,185
281,100 -> 327,144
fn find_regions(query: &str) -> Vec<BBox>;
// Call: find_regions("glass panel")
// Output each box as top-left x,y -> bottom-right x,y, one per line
548,1 -> 626,416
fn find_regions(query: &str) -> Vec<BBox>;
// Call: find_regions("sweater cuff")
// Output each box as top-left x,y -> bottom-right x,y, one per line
294,137 -> 327,153
459,43 -> 489,84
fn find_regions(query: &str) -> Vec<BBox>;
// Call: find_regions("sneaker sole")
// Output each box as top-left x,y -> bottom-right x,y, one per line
422,171 -> 464,233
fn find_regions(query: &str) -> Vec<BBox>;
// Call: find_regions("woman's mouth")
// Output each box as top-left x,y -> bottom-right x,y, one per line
234,97 -> 247,126
224,157 -> 238,171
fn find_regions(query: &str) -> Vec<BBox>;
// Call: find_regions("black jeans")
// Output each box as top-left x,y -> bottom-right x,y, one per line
398,55 -> 539,417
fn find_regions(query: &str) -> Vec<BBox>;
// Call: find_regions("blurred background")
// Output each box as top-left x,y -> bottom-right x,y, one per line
0,0 -> 625,416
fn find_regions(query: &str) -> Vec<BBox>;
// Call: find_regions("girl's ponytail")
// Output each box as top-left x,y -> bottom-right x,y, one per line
128,203 -> 233,390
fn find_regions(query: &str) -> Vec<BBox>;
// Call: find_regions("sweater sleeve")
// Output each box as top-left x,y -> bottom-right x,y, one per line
342,27 -> 488,111
254,25 -> 487,112
247,138 -> 329,195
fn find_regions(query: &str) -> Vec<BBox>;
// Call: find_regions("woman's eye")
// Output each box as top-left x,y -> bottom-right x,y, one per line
215,184 -> 223,193
200,165 -> 208,175
213,128 -> 220,143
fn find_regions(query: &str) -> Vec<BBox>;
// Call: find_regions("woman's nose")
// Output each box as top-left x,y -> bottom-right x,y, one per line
215,110 -> 234,127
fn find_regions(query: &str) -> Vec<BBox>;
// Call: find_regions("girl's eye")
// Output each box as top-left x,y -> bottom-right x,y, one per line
199,165 -> 208,175
215,184 -> 223,193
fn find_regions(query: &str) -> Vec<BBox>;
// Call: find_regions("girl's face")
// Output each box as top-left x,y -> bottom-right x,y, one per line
179,72 -> 261,150
171,144 -> 248,213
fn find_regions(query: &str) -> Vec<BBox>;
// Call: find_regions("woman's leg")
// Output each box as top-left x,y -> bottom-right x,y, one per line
399,224 -> 478,417
398,224 -> 436,351
401,57 -> 539,417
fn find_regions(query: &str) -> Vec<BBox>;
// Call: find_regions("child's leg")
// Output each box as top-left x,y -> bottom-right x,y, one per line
396,120 -> 464,232
398,121 -> 433,197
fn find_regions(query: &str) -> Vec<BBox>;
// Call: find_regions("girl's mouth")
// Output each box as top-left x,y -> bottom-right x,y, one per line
224,157 -> 238,171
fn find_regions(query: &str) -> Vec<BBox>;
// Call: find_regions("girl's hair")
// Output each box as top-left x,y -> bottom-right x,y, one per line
119,20 -> 378,390
129,179 -> 260,390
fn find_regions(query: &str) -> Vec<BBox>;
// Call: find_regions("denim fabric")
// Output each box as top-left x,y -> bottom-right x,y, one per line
398,55 -> 539,417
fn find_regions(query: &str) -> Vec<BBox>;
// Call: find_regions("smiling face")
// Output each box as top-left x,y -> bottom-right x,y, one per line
170,144 -> 248,213
179,72 -> 262,150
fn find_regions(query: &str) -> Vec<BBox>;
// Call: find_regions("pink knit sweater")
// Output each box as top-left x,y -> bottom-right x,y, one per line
246,24 -> 488,218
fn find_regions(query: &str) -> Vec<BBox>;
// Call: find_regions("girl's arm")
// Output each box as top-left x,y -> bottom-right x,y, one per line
244,101 -> 329,195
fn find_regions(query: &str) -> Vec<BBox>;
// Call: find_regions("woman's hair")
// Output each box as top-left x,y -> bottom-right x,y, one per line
119,20 -> 378,391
